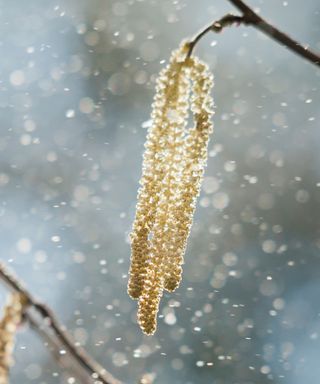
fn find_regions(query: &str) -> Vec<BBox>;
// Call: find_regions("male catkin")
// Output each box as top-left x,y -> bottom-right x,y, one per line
0,293 -> 25,384
128,43 -> 214,335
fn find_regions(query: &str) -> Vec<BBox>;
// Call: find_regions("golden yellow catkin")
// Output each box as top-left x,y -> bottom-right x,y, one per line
128,43 -> 214,335
127,43 -> 191,301
0,293 -> 25,384
137,64 -> 191,335
163,59 -> 214,292
127,52 -> 186,300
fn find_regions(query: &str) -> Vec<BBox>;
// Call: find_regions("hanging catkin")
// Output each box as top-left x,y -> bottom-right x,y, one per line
162,59 -> 214,293
0,293 -> 25,384
128,43 -> 214,335
127,54 -> 187,300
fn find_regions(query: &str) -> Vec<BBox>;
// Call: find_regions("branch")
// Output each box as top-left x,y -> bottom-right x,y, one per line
186,14 -> 247,58
186,0 -> 320,67
0,262 -> 121,384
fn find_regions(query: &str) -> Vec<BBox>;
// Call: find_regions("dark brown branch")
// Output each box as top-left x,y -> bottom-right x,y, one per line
186,0 -> 320,67
0,262 -> 121,384
227,0 -> 255,15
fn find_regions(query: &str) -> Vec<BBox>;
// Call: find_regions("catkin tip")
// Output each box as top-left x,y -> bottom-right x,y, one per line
164,278 -> 181,292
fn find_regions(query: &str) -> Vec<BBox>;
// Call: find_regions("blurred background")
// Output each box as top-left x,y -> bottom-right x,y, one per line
0,0 -> 319,383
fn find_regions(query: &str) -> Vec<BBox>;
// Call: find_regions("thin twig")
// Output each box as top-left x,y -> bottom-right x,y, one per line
186,0 -> 320,67
26,311 -> 91,383
0,262 -> 121,384
186,14 -> 247,58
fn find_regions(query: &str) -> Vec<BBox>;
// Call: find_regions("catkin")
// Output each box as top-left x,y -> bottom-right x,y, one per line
127,54 -> 187,300
0,293 -> 25,384
163,59 -> 214,292
128,42 -> 214,335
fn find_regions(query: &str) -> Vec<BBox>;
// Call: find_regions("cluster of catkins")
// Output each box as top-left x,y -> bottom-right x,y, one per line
128,42 -> 214,335
0,293 -> 25,384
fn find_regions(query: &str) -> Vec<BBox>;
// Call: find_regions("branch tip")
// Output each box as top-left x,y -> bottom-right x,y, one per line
186,1 -> 320,67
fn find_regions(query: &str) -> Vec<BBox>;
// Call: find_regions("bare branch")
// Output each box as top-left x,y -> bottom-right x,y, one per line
0,262 -> 121,384
227,0 -> 255,15
186,14 -> 248,58
186,0 -> 320,67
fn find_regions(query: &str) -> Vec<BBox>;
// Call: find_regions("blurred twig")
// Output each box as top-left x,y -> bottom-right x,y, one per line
186,0 -> 320,67
0,262 -> 121,384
